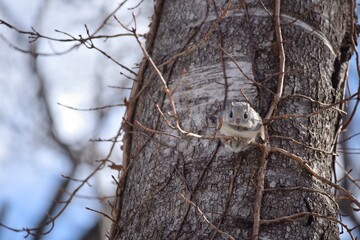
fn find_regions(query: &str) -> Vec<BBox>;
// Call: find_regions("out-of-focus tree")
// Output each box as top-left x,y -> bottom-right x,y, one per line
0,0 -> 152,239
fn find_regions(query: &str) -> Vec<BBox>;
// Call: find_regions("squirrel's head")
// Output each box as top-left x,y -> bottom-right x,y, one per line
224,101 -> 254,127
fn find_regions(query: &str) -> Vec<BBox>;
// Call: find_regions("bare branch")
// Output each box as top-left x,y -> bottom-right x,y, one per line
180,194 -> 235,240
264,0 -> 285,120
85,207 -> 116,223
58,102 -> 125,111
271,147 -> 360,209
260,212 -> 355,240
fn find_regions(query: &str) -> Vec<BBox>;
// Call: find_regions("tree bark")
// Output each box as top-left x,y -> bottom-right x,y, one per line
111,0 -> 355,239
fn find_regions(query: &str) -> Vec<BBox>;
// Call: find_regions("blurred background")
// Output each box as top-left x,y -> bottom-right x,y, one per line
0,0 -> 152,239
0,0 -> 359,239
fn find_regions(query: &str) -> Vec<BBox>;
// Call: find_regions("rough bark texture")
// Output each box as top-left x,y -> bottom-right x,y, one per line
111,0 -> 354,239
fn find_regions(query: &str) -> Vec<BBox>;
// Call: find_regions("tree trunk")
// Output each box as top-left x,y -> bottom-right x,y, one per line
111,0 -> 355,239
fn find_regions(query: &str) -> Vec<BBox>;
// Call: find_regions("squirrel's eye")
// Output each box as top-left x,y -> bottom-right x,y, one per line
243,112 -> 248,119
229,110 -> 233,118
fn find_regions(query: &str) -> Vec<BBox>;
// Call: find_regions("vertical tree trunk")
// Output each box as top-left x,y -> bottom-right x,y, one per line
111,0 -> 355,239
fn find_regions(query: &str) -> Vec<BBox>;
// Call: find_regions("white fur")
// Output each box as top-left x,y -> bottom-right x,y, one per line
220,125 -> 258,139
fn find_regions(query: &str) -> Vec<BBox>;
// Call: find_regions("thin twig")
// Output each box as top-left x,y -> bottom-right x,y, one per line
251,144 -> 267,240
335,161 -> 360,191
85,207 -> 116,223
180,194 -> 235,240
133,120 -> 181,139
219,45 -> 271,94
260,212 -> 354,240
131,25 -> 204,139
58,102 -> 124,111
338,131 -> 360,144
283,93 -> 347,115
264,186 -> 338,209
264,0 -> 285,120
271,135 -> 334,155
252,1 -> 286,239
271,147 -> 360,209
